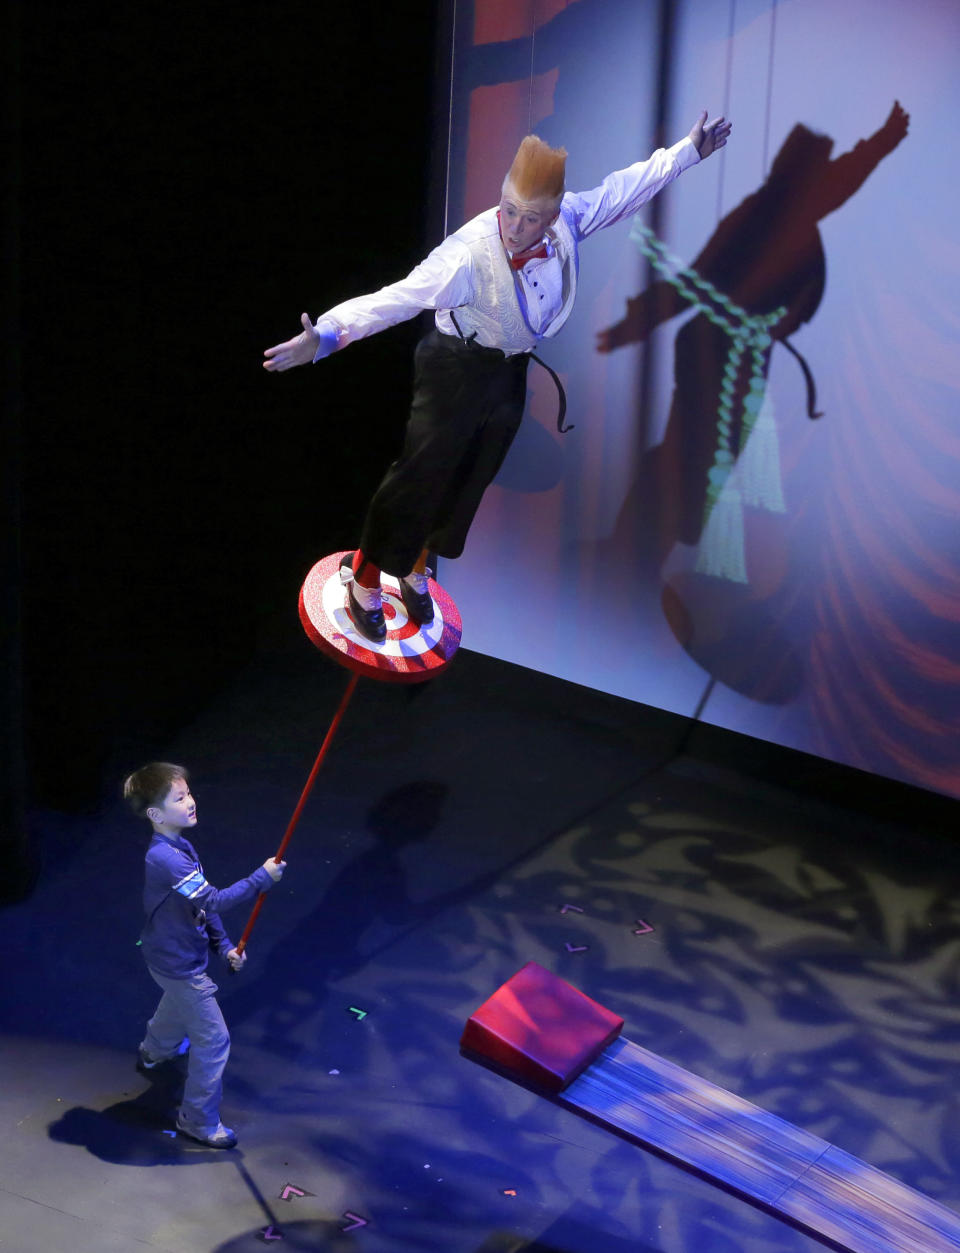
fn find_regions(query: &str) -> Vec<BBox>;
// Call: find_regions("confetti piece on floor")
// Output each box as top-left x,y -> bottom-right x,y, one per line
279,1184 -> 313,1201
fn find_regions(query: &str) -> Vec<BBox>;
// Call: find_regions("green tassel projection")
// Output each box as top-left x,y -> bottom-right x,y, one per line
629,223 -> 787,582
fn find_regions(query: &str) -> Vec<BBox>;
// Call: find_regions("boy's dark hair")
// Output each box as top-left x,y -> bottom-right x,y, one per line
123,762 -> 189,817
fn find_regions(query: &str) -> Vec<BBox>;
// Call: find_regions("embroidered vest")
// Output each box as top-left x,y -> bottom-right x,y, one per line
444,205 -> 579,353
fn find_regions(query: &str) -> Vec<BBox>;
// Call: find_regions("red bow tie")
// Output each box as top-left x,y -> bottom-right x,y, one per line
509,244 -> 549,270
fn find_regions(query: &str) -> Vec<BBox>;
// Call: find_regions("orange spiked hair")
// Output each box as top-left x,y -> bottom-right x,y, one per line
503,134 -> 567,206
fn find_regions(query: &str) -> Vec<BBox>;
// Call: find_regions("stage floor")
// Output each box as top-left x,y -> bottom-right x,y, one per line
2,634 -> 959,1253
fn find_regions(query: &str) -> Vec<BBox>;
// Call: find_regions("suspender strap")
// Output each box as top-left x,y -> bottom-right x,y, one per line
448,313 -> 572,435
449,311 -> 476,343
528,351 -> 572,434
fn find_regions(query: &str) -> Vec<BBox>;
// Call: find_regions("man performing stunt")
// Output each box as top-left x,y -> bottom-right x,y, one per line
264,112 -> 731,643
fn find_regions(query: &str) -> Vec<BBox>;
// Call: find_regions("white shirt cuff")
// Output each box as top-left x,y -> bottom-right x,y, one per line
312,317 -> 343,362
673,136 -> 701,169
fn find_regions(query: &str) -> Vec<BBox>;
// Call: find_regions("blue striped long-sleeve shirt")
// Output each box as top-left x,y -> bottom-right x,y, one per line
141,832 -> 274,978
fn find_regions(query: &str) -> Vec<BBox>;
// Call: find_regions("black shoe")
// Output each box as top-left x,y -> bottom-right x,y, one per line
340,554 -> 386,643
399,570 -> 434,625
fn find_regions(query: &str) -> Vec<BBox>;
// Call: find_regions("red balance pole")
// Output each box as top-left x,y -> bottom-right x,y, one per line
235,671 -> 360,956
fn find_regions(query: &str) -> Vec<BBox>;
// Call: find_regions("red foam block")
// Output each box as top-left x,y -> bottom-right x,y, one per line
461,961 -> 624,1093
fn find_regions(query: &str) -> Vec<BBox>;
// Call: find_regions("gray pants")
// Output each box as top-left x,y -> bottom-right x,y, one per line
142,967 -> 230,1134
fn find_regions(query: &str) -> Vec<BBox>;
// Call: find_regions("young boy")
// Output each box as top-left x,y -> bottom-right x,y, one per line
124,762 -> 285,1149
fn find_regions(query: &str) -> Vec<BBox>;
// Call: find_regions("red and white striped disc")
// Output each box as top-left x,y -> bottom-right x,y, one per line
298,552 -> 462,684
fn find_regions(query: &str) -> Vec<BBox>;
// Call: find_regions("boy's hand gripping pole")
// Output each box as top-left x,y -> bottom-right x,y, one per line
235,672 -> 359,956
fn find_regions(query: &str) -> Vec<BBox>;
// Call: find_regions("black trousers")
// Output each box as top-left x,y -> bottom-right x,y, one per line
359,330 -> 530,577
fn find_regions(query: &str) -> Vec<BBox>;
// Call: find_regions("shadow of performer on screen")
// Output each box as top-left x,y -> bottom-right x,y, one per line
599,102 -> 909,566
594,103 -> 908,702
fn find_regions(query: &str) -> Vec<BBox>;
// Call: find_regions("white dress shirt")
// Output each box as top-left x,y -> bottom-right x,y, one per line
315,137 -> 699,357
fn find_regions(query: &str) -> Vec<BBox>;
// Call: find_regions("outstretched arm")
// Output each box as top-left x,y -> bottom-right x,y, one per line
688,111 -> 732,160
262,239 -> 476,373
814,100 -> 909,222
263,313 -> 338,372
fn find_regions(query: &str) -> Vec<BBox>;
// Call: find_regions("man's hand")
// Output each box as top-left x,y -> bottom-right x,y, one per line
226,947 -> 247,972
263,313 -> 337,372
688,111 -> 732,160
263,857 -> 287,883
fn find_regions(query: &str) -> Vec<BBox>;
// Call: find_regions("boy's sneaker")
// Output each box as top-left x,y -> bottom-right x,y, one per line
136,1046 -> 163,1073
175,1115 -> 238,1149
136,1036 -> 190,1074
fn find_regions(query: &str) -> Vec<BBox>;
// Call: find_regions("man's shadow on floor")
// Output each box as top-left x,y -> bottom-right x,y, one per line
224,776 -> 603,1065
